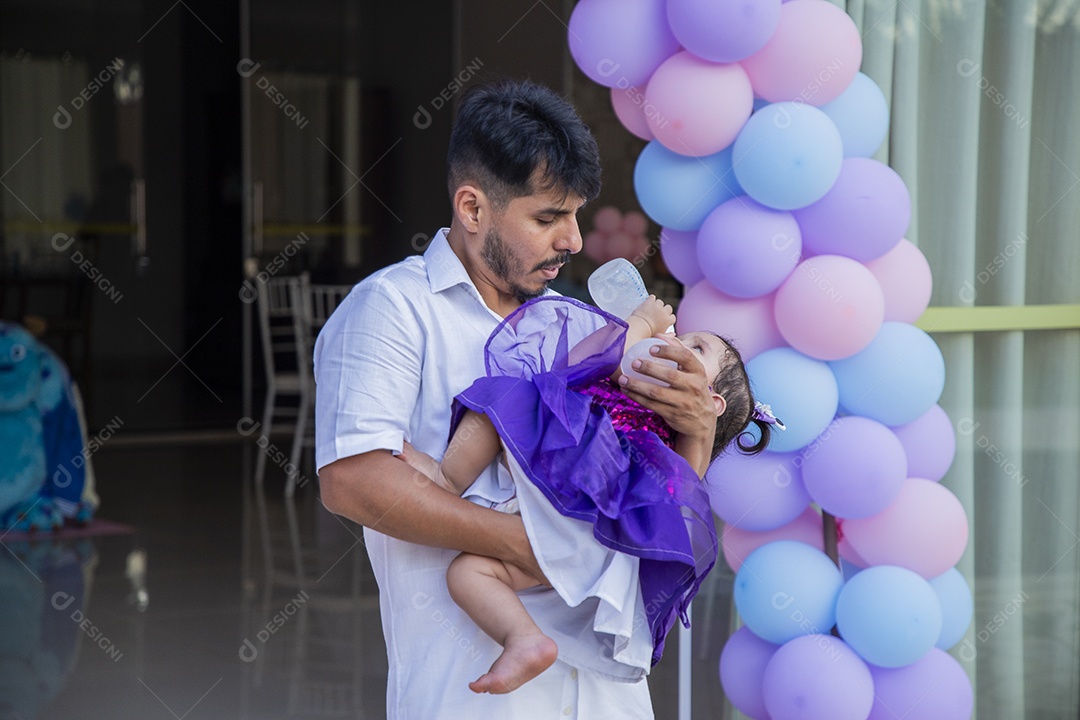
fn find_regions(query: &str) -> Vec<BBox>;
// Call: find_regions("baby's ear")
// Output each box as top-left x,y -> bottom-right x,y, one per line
712,393 -> 727,417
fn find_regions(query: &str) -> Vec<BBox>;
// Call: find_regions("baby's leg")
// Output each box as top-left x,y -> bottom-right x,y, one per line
447,552 -> 558,694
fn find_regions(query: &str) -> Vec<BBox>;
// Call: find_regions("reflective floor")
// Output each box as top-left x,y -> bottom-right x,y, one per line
2,440 -> 736,719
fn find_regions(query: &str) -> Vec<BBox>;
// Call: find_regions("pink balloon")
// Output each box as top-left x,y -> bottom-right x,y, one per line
629,234 -> 651,263
593,205 -> 623,234
868,649 -> 974,720
763,635 -> 875,720
865,238 -> 933,323
622,210 -> 649,236
583,230 -> 610,265
677,280 -> 785,360
645,51 -> 754,156
741,0 -> 862,105
706,451 -> 812,532
606,231 -> 637,261
793,158 -> 911,261
837,529 -> 871,568
659,228 -> 705,286
774,255 -> 885,360
568,0 -> 680,88
720,627 -> 781,719
843,478 -> 969,578
889,404 -> 956,482
697,196 -> 802,298
723,506 -> 824,572
610,85 -> 655,140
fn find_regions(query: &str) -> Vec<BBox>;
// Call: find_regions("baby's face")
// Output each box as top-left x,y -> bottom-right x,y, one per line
663,331 -> 729,385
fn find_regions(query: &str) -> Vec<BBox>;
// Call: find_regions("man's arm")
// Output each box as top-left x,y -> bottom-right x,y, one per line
320,450 -> 543,578
617,342 -> 717,477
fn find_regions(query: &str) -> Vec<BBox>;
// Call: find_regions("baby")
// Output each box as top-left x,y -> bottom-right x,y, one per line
401,295 -> 775,694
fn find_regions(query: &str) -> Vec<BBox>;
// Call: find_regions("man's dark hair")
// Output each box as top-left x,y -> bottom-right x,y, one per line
447,80 -> 602,209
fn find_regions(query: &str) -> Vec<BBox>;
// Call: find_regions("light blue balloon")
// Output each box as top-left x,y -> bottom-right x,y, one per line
734,540 -> 844,645
746,348 -> 839,452
830,322 -> 945,426
930,568 -> 974,650
733,102 -> 843,210
634,140 -> 742,231
836,565 -> 943,668
820,72 -> 890,158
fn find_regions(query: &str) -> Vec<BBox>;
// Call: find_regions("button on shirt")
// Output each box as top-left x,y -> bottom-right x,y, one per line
314,229 -> 654,720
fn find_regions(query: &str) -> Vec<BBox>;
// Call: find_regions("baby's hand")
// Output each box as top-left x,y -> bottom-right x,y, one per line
630,295 -> 676,336
398,440 -> 439,481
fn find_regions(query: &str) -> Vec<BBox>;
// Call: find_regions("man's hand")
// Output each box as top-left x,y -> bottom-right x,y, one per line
617,336 -> 717,476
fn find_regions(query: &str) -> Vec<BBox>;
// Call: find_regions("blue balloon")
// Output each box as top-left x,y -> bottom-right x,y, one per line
820,72 -> 890,158
836,565 -> 943,668
929,568 -> 973,651
830,322 -> 946,426
733,102 -> 843,210
633,141 -> 742,231
746,348 -> 839,452
734,540 -> 844,645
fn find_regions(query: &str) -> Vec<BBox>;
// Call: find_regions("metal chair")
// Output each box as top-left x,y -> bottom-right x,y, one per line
254,274 -> 312,494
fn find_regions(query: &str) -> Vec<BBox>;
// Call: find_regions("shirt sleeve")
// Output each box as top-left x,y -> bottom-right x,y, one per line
314,277 -> 423,471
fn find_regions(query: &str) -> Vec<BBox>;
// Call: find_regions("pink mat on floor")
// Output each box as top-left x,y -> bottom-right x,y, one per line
1,518 -> 135,542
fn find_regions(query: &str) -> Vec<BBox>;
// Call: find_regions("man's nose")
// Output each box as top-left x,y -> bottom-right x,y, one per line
557,217 -> 583,255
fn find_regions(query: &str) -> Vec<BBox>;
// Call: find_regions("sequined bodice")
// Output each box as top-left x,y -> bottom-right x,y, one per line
577,378 -> 676,449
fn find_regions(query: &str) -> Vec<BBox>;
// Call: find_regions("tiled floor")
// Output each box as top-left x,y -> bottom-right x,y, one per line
4,439 -> 740,719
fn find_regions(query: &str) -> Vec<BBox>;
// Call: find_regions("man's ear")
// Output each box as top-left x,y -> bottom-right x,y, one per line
453,185 -> 486,233
712,393 -> 727,418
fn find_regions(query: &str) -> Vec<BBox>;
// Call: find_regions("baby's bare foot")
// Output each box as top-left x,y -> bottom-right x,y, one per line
469,632 -> 558,694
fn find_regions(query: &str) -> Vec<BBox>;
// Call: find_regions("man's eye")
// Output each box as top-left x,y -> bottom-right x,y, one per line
537,217 -> 555,225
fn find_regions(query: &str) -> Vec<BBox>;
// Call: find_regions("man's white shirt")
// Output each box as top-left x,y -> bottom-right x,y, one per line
314,229 -> 654,719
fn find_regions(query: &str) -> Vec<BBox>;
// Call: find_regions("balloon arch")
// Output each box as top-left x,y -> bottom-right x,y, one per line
568,1 -> 974,718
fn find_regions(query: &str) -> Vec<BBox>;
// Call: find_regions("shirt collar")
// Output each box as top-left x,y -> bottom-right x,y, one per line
424,228 -> 475,294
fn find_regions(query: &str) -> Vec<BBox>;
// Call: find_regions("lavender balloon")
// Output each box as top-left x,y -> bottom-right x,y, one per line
890,404 -> 956,482
706,451 -> 811,531
719,627 -> 780,719
868,649 -> 974,720
793,157 -> 911,262
666,0 -> 782,63
697,196 -> 802,298
659,228 -> 705,286
762,635 -> 874,720
568,0 -> 680,88
801,416 -> 907,519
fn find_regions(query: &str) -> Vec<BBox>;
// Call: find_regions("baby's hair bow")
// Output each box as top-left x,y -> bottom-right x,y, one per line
753,402 -> 786,431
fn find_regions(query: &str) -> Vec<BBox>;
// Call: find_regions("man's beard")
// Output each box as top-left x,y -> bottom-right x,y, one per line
481,228 -> 568,304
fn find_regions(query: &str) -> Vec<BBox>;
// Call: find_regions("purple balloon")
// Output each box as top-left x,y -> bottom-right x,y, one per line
568,0 -> 680,88
667,0 -> 782,63
659,227 -> 705,286
719,627 -> 780,719
868,649 -> 974,720
890,404 -> 956,482
706,451 -> 812,531
763,635 -> 874,720
793,157 -> 911,261
697,196 -> 802,298
801,416 -> 908,519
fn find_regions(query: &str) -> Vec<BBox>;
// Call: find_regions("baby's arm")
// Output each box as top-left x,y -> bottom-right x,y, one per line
400,410 -> 502,496
626,295 -> 675,349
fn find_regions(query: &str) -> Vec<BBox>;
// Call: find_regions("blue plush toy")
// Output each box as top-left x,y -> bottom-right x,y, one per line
0,322 -> 95,531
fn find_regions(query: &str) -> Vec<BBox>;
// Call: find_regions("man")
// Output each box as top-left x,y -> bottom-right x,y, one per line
315,80 -> 717,719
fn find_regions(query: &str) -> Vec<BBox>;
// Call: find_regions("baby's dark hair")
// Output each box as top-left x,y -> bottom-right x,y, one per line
709,335 -> 771,460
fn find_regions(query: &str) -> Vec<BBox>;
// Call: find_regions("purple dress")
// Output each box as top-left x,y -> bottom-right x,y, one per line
450,297 -> 717,668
